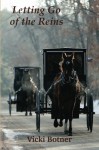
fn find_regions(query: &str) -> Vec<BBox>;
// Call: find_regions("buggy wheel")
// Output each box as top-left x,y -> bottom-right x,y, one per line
36,112 -> 40,132
86,114 -> 89,130
87,92 -> 93,132
36,90 -> 40,132
8,92 -> 12,116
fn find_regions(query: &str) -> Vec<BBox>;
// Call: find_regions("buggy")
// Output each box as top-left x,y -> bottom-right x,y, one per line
35,48 -> 95,134
8,66 -> 40,116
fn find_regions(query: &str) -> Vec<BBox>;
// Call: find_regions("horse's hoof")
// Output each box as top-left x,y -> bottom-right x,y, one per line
68,132 -> 72,136
64,130 -> 68,134
58,122 -> 63,127
25,113 -> 27,116
29,113 -> 32,116
54,121 -> 58,128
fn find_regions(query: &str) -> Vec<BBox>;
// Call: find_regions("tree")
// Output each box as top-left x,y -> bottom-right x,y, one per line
1,0 -> 99,98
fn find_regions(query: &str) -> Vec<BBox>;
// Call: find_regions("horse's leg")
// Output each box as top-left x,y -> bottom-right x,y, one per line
25,92 -> 28,116
54,118 -> 58,128
58,105 -> 63,127
53,107 -> 58,127
25,99 -> 28,116
58,108 -> 63,127
29,95 -> 32,116
68,118 -> 72,136
25,111 -> 27,116
59,118 -> 63,127
29,110 -> 32,116
68,98 -> 76,136
29,104 -> 32,116
29,103 -> 32,116
53,106 -> 58,128
64,118 -> 68,134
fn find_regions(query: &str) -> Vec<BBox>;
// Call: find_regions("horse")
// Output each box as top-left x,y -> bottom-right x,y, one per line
21,70 -> 37,116
52,52 -> 83,136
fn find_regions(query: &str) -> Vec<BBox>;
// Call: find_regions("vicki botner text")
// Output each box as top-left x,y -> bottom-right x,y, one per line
27,136 -> 72,142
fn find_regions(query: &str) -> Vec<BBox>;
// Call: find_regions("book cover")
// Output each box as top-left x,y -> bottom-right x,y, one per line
1,0 -> 99,150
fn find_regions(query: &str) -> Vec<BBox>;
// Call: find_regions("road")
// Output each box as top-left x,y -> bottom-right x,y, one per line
0,97 -> 99,150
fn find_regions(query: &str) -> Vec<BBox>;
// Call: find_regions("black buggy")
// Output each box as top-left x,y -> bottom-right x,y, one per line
8,66 -> 40,116
35,48 -> 95,134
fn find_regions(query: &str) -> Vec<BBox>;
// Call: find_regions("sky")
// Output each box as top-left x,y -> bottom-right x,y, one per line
1,0 -> 44,11
1,0 -> 88,11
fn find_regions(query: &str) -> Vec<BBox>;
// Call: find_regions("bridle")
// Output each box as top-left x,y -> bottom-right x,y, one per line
61,70 -> 77,86
46,53 -> 78,94
46,69 -> 77,95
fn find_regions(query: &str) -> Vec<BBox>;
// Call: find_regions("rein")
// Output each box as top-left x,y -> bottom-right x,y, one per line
15,78 -> 37,94
15,87 -> 22,94
46,78 -> 62,95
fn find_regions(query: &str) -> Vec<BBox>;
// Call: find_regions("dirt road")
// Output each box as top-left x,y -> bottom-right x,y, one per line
0,99 -> 99,150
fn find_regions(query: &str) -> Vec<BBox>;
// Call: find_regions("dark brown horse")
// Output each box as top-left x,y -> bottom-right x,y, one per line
21,70 -> 37,116
52,53 -> 82,136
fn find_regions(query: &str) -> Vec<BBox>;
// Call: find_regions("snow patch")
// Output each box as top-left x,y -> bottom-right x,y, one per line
2,129 -> 33,141
80,99 -> 99,114
94,100 -> 99,114
2,129 -> 36,150
13,146 -> 23,150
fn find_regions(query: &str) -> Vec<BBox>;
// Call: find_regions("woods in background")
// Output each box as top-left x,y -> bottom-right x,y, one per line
1,0 -> 99,98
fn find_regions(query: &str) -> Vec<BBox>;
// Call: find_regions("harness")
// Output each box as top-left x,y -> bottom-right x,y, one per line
15,77 -> 37,94
46,76 -> 62,95
46,70 -> 77,95
61,69 -> 77,86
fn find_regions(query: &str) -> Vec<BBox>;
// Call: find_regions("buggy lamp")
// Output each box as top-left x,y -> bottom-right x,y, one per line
10,94 -> 17,101
11,95 -> 15,101
87,57 -> 93,62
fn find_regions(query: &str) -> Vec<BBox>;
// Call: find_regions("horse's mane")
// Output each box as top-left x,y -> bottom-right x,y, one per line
21,72 -> 37,92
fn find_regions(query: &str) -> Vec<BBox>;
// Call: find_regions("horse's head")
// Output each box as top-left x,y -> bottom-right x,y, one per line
62,53 -> 74,75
